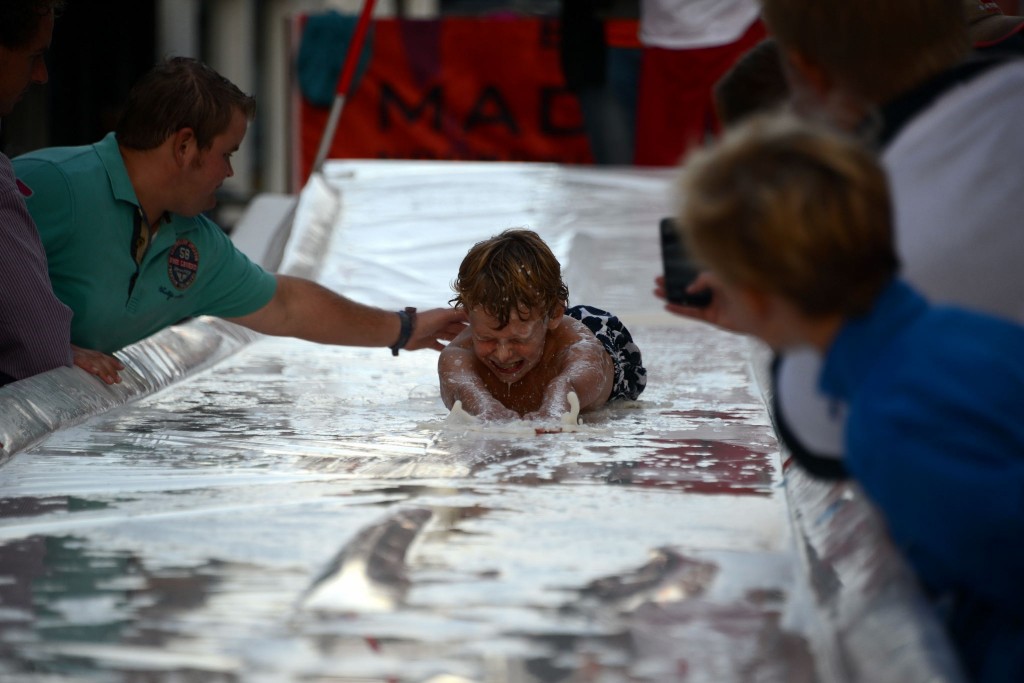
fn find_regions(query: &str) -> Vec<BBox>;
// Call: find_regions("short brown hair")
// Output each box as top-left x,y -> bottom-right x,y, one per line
676,113 -> 899,318
116,56 -> 256,151
759,0 -> 969,104
451,229 -> 569,328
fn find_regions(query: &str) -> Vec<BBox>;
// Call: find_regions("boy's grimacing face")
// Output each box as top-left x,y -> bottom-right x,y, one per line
468,306 -> 560,385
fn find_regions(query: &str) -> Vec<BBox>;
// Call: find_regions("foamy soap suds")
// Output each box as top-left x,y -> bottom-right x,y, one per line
444,392 -> 583,435
561,391 -> 581,429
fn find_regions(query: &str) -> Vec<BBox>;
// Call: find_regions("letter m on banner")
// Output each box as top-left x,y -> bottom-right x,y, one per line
295,16 -> 593,185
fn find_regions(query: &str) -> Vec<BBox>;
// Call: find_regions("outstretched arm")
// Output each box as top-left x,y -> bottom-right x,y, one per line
533,335 -> 614,419
227,274 -> 466,351
438,335 -> 518,420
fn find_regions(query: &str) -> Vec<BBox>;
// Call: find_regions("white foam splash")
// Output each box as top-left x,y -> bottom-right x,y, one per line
443,391 -> 584,435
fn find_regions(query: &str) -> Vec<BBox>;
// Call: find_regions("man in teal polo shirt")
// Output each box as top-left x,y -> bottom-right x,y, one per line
14,57 -> 465,378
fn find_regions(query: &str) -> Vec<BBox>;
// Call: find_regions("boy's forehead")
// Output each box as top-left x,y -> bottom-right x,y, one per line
469,305 -> 545,329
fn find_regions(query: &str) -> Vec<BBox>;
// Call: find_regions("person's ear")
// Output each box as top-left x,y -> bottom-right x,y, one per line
547,303 -> 565,330
782,48 -> 833,99
171,128 -> 198,167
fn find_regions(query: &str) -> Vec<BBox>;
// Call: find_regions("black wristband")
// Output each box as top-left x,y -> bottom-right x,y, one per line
390,306 -> 417,356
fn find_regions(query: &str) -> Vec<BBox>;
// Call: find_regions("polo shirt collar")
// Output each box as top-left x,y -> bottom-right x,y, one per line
819,280 -> 928,402
94,132 -> 142,207
93,132 -> 191,235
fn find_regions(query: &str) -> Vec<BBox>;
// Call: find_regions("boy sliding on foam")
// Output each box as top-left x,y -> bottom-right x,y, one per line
675,112 -> 1024,681
439,229 -> 646,422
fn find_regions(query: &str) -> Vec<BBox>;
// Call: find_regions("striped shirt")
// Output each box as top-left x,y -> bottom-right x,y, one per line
0,151 -> 72,385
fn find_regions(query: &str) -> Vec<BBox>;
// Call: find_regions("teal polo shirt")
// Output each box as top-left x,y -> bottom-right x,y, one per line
13,133 -> 278,354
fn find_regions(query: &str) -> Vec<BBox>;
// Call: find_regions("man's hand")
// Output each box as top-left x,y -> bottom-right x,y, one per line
404,307 -> 468,352
72,345 -> 124,385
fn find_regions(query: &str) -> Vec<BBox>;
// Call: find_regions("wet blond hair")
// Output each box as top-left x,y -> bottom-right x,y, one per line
759,0 -> 969,105
676,113 -> 899,318
451,229 -> 569,328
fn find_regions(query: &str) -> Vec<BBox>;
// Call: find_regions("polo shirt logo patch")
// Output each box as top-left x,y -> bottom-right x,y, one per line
167,239 -> 199,290
15,179 -> 32,197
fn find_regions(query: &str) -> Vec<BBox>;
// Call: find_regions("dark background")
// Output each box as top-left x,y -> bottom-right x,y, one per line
0,0 -> 157,158
0,0 -> 561,159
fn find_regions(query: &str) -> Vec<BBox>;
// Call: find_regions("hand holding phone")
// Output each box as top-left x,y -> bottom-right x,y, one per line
659,217 -> 712,308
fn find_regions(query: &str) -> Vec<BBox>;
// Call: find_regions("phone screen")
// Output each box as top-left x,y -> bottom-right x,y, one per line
659,217 -> 712,308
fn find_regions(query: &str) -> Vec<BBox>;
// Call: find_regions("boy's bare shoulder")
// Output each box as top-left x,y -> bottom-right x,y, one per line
556,315 -> 609,357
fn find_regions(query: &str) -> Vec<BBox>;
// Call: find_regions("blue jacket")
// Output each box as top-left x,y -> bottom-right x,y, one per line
819,280 -> 1024,682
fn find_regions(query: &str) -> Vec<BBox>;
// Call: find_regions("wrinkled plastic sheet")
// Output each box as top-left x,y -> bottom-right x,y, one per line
0,161 -> 960,682
744,353 -> 965,683
0,318 -> 259,462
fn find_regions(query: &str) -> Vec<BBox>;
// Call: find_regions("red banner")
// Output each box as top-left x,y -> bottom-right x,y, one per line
297,17 -> 594,184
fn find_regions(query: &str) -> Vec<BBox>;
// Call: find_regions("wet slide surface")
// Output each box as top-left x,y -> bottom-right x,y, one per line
0,163 -> 819,681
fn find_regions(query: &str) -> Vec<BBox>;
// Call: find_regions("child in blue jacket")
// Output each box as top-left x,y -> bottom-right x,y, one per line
672,112 -> 1024,683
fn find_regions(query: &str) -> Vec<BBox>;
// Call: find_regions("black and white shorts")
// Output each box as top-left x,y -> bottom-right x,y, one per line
566,304 -> 647,402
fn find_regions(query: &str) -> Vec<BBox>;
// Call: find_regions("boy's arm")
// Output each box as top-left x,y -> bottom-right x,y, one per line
438,337 -> 518,420
535,336 -> 614,418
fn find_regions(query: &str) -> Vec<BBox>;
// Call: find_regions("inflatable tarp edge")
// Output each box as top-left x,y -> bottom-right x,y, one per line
0,317 -> 260,463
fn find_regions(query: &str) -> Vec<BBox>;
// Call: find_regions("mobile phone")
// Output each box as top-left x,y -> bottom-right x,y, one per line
659,216 -> 712,308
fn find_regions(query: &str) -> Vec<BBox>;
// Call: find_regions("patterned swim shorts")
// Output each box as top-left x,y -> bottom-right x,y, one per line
566,304 -> 647,402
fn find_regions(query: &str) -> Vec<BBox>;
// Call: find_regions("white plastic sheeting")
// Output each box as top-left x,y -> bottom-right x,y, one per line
0,318 -> 259,462
0,160 -> 960,682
